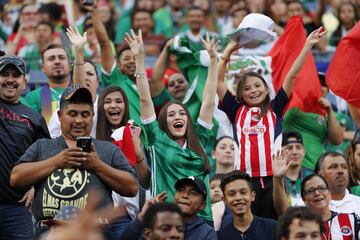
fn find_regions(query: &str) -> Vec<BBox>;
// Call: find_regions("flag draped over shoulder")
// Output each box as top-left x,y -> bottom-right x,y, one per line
268,16 -> 325,115
326,22 -> 360,108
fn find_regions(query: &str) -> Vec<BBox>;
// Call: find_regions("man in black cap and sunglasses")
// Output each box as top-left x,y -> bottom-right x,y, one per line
0,55 -> 50,239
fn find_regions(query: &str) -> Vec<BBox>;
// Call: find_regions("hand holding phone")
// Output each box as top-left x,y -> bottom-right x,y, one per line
130,125 -> 142,138
76,137 -> 92,153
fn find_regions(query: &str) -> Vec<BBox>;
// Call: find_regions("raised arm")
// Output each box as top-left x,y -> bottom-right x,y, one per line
282,27 -> 327,97
198,33 -> 219,125
83,2 -> 115,73
66,26 -> 87,86
125,30 -> 155,120
217,41 -> 241,101
319,97 -> 343,145
272,151 -> 291,215
150,39 -> 174,97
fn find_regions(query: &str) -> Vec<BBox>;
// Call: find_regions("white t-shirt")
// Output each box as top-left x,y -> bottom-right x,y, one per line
329,189 -> 360,215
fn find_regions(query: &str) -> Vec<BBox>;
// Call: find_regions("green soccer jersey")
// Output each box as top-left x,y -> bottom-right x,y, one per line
23,86 -> 65,124
283,108 -> 328,170
101,65 -> 142,126
144,118 -> 213,221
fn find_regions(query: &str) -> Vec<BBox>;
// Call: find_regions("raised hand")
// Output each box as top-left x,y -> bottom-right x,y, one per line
200,32 -> 219,59
226,40 -> 241,54
66,26 -> 87,49
306,27 -> 327,46
124,29 -> 144,57
319,97 -> 332,112
138,191 -> 168,221
272,150 -> 291,178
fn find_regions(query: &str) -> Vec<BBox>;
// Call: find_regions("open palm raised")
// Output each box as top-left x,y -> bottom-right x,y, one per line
124,29 -> 145,57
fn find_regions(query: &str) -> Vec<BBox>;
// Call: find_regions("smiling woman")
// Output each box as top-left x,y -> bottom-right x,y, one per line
301,174 -> 360,240
125,29 -> 219,222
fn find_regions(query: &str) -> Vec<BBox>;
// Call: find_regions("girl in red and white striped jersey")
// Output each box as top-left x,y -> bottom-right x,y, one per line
217,27 -> 327,219
301,173 -> 360,240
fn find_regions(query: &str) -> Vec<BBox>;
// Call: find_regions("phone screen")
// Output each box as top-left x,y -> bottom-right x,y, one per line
76,137 -> 92,152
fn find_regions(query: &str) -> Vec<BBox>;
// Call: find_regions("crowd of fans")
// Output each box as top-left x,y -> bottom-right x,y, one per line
0,0 -> 360,240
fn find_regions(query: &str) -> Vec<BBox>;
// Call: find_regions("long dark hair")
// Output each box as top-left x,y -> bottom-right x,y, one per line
158,101 -> 210,174
96,86 -> 130,141
346,130 -> 360,186
235,71 -> 271,118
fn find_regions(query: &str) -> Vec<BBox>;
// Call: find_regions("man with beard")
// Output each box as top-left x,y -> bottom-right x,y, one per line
23,44 -> 71,124
0,55 -> 49,239
81,3 -> 142,126
315,151 -> 360,215
272,131 -> 312,215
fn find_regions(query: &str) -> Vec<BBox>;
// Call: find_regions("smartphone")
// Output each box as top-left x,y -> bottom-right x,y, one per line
76,137 -> 92,153
83,0 -> 94,6
130,125 -> 142,138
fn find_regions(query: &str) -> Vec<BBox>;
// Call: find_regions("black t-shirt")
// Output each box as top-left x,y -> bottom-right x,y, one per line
0,99 -> 49,204
16,137 -> 135,221
217,216 -> 277,240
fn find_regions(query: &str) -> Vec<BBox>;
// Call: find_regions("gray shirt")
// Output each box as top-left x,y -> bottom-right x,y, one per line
16,136 -> 135,221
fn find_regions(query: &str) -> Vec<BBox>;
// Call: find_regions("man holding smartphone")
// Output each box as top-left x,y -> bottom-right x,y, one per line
10,84 -> 138,238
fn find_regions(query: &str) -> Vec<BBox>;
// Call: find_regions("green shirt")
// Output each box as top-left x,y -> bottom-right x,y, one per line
325,112 -> 352,154
101,66 -> 142,126
23,86 -> 64,114
283,108 -> 328,170
144,118 -> 212,221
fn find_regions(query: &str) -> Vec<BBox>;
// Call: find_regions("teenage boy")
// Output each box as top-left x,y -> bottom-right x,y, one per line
218,170 -> 277,240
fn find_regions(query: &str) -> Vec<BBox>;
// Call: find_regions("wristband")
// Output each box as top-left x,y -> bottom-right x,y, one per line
134,72 -> 146,78
136,158 -> 145,164
220,55 -> 229,63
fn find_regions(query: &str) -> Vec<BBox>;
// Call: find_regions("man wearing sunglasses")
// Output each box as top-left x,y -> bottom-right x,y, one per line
0,55 -> 50,239
315,151 -> 360,215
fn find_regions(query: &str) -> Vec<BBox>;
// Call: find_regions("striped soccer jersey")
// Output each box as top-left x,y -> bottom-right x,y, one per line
322,212 -> 360,240
219,87 -> 288,177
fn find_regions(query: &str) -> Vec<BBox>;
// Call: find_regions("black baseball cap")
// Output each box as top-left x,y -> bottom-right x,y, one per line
59,84 -> 93,109
282,131 -> 304,146
175,176 -> 207,200
0,55 -> 26,75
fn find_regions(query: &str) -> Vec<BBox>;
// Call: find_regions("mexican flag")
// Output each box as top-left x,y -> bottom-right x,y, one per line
326,21 -> 360,108
326,21 -> 360,128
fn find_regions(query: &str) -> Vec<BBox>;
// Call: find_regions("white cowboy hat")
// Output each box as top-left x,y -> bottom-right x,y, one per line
227,13 -> 277,45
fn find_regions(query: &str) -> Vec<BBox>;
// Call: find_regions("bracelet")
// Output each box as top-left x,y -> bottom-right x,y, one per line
134,72 -> 146,78
74,61 -> 85,65
220,55 -> 229,63
136,158 -> 145,164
